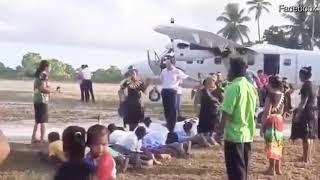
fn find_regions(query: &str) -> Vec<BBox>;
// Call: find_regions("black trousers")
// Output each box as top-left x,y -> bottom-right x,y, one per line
161,89 -> 177,132
83,80 -> 95,102
224,141 -> 251,180
80,82 -> 85,101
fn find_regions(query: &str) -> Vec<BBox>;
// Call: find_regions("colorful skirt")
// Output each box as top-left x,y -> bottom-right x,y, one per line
264,114 -> 284,160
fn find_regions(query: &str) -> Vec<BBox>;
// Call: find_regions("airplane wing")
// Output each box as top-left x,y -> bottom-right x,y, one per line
154,24 -> 241,49
154,24 -> 256,55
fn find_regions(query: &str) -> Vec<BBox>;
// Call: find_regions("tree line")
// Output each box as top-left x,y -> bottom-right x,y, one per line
217,0 -> 320,50
0,52 -> 123,83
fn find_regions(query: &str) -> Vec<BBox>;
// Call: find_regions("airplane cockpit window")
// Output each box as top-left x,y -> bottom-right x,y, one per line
214,57 -> 222,64
284,59 -> 291,66
186,61 -> 193,64
247,57 -> 255,66
177,43 -> 189,49
197,60 -> 204,64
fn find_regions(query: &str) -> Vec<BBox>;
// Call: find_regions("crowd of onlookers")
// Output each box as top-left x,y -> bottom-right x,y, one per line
0,56 -> 319,180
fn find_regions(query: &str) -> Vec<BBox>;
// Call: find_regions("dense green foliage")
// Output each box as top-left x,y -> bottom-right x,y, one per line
219,0 -> 320,49
0,52 -> 123,83
92,66 -> 123,83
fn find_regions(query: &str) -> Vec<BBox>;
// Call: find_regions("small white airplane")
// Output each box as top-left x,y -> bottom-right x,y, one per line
122,24 -> 320,91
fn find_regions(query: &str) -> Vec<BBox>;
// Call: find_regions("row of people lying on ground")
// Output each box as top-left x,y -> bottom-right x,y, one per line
43,117 -> 221,180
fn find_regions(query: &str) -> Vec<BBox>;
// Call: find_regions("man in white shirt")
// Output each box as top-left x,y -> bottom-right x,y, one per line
141,117 -> 192,158
80,65 -> 95,103
110,126 -> 160,167
160,57 -> 189,144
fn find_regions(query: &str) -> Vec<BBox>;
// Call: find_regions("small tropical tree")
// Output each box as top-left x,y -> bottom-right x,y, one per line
217,3 -> 251,44
247,0 -> 272,42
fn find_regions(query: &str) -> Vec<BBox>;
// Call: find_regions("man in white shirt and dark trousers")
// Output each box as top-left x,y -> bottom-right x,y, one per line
81,65 -> 95,103
160,57 -> 188,144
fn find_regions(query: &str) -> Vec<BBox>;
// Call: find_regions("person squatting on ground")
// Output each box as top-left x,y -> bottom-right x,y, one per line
32,60 -> 55,144
198,75 -> 223,147
260,75 -> 285,175
215,57 -> 257,180
54,126 -> 95,180
119,68 -> 149,131
291,66 -> 318,164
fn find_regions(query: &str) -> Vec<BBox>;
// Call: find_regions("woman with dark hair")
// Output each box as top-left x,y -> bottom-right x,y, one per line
261,75 -> 285,175
198,76 -> 223,146
32,60 -> 53,143
54,126 -> 95,180
291,66 -> 317,163
119,69 -> 148,131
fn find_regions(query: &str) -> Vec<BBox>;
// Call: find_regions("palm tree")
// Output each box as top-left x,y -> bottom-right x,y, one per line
282,8 -> 312,49
216,3 -> 251,44
246,0 -> 272,42
298,0 -> 320,49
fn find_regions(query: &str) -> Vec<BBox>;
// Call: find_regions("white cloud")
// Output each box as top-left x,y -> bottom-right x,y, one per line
0,0 -> 295,50
0,0 -> 300,69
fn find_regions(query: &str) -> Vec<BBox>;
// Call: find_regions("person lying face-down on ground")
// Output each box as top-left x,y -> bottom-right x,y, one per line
109,125 -> 162,168
141,117 -> 193,159
39,131 -> 67,165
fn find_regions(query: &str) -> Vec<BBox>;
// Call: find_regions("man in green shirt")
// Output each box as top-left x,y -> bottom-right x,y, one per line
215,57 -> 257,180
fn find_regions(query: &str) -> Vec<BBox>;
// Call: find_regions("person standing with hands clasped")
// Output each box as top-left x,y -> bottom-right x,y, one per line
215,58 -> 257,180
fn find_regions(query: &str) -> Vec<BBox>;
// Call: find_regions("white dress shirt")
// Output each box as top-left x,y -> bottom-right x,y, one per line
109,130 -> 130,144
81,67 -> 92,80
116,132 -> 142,152
160,67 -> 188,90
142,127 -> 168,149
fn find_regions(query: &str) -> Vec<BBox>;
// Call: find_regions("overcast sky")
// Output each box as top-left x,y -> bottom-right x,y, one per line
0,0 -> 296,70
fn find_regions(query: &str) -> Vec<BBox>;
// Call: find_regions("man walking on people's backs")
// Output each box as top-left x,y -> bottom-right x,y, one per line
160,57 -> 188,144
215,57 -> 257,180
